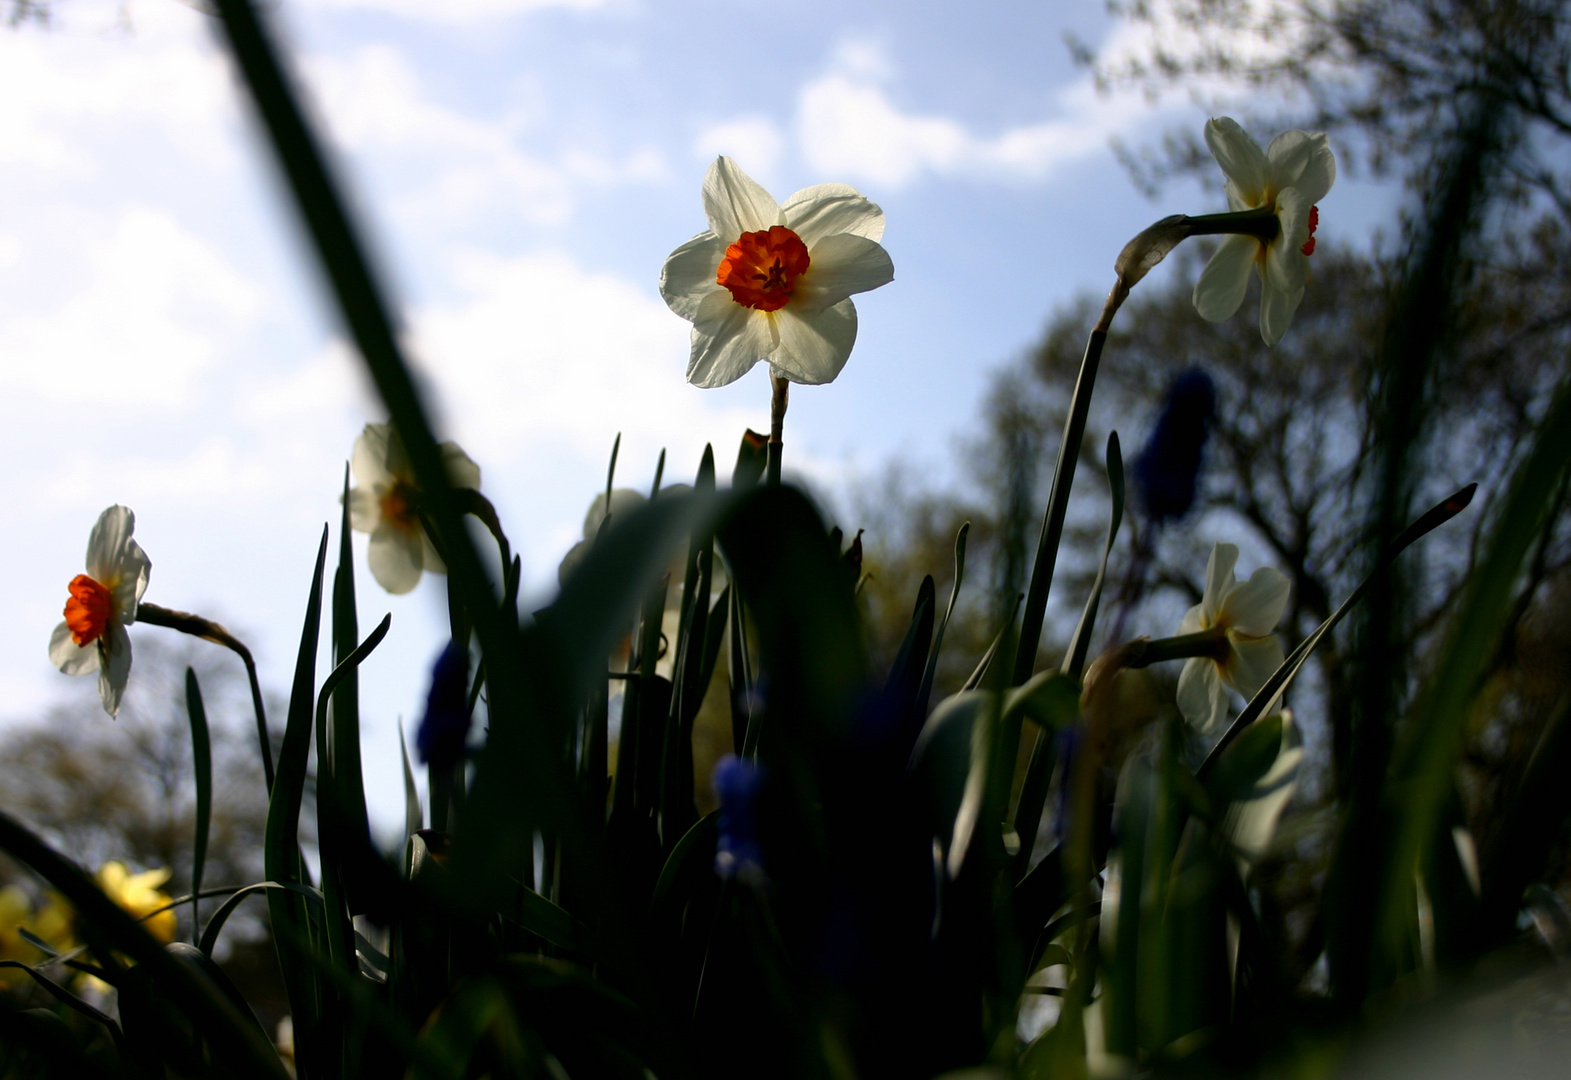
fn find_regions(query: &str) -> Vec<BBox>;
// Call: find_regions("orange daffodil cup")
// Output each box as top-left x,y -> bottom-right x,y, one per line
1191,117 -> 1336,346
1175,542 -> 1291,734
48,505 -> 150,717
660,157 -> 894,389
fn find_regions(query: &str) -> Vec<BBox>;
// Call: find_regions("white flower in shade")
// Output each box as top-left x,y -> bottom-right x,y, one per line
1192,117 -> 1336,346
347,422 -> 481,595
1176,542 -> 1290,734
48,506 -> 150,718
660,157 -> 895,388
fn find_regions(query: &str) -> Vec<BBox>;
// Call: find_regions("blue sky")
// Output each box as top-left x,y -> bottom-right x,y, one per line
0,0 -> 1398,837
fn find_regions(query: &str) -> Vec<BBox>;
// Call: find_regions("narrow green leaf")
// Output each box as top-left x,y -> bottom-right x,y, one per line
398,717 -> 423,840
1063,431 -> 1124,682
264,525 -> 329,1077
200,882 -> 327,957
0,960 -> 125,1055
916,521 -> 969,719
332,464 -> 373,918
184,667 -> 212,941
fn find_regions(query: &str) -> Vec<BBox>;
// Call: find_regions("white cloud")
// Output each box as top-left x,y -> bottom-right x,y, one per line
793,39 -> 1167,188
405,248 -> 753,468
694,116 -> 786,184
308,0 -> 609,27
305,45 -> 666,225
0,208 -> 260,407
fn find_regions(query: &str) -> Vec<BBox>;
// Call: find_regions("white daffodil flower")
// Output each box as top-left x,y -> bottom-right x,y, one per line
1192,117 -> 1336,346
660,157 -> 895,388
347,422 -> 481,595
48,505 -> 150,717
1175,542 -> 1291,734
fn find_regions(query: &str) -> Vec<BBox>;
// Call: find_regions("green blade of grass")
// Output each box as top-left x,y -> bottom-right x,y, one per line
184,667 -> 212,943
916,521 -> 969,720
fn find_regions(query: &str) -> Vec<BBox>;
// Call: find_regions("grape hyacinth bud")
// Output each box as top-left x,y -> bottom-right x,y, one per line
713,755 -> 765,883
416,640 -> 472,767
1133,368 -> 1216,525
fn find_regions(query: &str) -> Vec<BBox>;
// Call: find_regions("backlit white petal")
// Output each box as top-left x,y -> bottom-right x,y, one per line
583,488 -> 647,539
659,232 -> 726,320
771,300 -> 858,385
50,622 -> 99,675
1177,657 -> 1229,734
687,291 -> 779,388
1263,129 -> 1319,191
441,442 -> 481,491
790,234 -> 894,316
1193,235 -> 1258,323
352,424 -> 393,487
84,506 -> 134,585
368,523 -> 424,595
702,157 -> 782,241
114,539 -> 151,623
1291,135 -> 1336,205
1222,566 -> 1291,637
1202,543 -> 1240,626
780,183 -> 886,246
348,487 -> 382,533
1259,281 -> 1305,347
1205,118 -> 1269,205
1224,634 -> 1286,703
1178,601 -> 1206,636
100,623 -> 132,718
1266,189 -> 1311,294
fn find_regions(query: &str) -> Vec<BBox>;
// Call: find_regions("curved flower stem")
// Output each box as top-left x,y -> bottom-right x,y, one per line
136,602 -> 275,794
1123,626 -> 1232,667
767,374 -> 789,486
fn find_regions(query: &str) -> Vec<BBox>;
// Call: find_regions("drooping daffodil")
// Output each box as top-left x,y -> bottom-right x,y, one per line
49,505 -> 150,718
348,422 -> 481,595
1176,542 -> 1291,734
660,157 -> 895,388
1192,117 -> 1336,346
95,861 -> 177,944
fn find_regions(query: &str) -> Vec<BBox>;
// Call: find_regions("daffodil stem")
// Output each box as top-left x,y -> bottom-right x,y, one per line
1123,627 -> 1231,667
1184,205 -> 1280,243
767,374 -> 789,486
136,602 -> 275,795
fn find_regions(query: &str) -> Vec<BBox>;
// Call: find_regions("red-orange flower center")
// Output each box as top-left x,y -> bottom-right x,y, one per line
1301,205 -> 1319,257
716,226 -> 810,313
64,574 -> 113,647
381,484 -> 420,533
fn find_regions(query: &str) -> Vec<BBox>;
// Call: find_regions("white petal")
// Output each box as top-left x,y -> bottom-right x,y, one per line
1202,543 -> 1240,626
1221,566 -> 1291,637
351,423 -> 393,487
1205,118 -> 1268,205
790,234 -> 894,316
50,622 -> 99,675
114,539 -> 151,623
1223,634 -> 1286,703
368,523 -> 424,595
687,290 -> 778,389
1177,600 -> 1206,636
1177,657 -> 1229,734
1259,280 -> 1305,347
770,300 -> 857,386
1265,188 -> 1312,295
441,442 -> 481,491
99,623 -> 132,718
347,486 -> 383,533
84,506 -> 134,585
780,183 -> 885,246
659,232 -> 726,320
558,539 -> 590,588
701,157 -> 782,241
1192,235 -> 1259,323
1224,179 -> 1257,212
1265,129 -> 1334,201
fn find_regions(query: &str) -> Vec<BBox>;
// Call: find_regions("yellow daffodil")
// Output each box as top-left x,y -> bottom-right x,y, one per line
48,505 -> 151,717
95,862 -> 177,944
1192,117 -> 1336,346
1175,542 -> 1290,734
347,422 -> 481,595
661,157 -> 895,388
